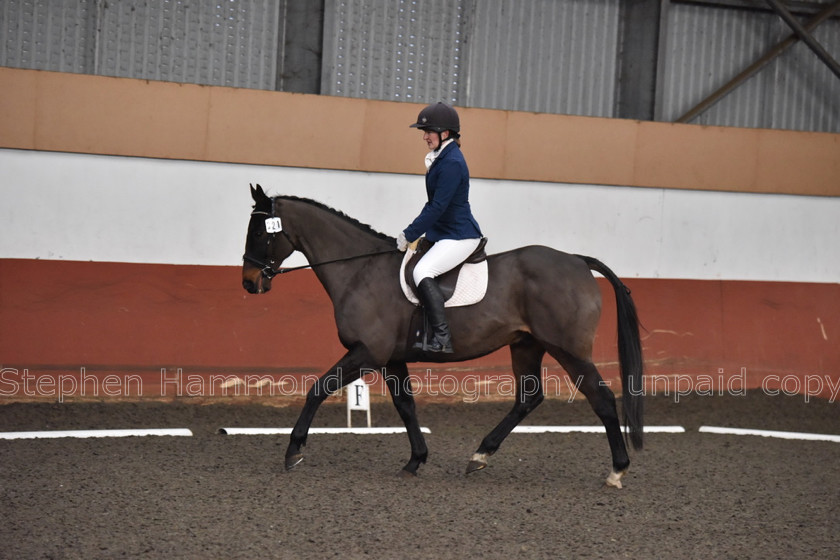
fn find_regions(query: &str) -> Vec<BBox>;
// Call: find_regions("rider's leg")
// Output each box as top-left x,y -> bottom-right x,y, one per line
412,238 -> 481,353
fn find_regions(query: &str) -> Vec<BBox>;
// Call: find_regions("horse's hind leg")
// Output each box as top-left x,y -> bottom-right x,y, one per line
285,345 -> 374,471
384,361 -> 428,477
467,335 -> 546,474
549,348 -> 630,488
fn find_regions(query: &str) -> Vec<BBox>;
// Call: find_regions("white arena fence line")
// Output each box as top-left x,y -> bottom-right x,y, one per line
0,428 -> 193,440
218,427 -> 431,435
511,426 -> 686,434
1,426 -> 839,442
697,426 -> 840,443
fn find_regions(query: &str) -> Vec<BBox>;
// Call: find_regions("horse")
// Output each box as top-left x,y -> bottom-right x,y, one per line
241,184 -> 644,488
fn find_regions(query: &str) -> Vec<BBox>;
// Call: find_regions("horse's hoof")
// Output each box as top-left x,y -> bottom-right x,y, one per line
397,468 -> 417,479
466,461 -> 486,474
465,453 -> 488,474
285,453 -> 304,471
604,469 -> 627,489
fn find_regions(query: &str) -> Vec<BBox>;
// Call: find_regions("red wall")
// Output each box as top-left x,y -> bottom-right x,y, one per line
1,259 -> 837,401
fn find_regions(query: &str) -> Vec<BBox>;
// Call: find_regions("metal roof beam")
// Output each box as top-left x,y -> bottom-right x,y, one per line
676,0 -> 840,123
765,0 -> 840,80
674,0 -> 840,18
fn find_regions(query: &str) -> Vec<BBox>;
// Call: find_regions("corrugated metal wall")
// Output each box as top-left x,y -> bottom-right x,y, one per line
463,0 -> 619,116
321,0 -> 467,103
320,0 -> 836,130
0,0 -> 97,75
772,19 -> 840,132
96,0 -> 279,89
658,4 -> 773,127
320,0 -> 619,117
0,0 -> 280,90
1,0 -> 838,132
658,3 -> 840,133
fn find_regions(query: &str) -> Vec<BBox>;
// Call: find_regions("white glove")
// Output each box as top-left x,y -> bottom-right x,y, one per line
396,232 -> 409,252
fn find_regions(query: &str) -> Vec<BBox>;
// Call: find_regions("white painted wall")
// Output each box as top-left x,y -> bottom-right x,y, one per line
1,149 -> 838,282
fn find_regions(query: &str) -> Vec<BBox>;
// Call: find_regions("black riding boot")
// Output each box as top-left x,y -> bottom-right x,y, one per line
416,278 -> 454,354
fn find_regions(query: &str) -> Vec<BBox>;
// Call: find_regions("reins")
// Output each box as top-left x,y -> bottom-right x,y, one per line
260,248 -> 400,277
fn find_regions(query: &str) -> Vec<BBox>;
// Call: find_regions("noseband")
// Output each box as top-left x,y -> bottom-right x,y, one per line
242,251 -> 281,280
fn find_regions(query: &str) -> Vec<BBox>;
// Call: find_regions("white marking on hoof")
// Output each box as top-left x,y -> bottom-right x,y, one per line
466,452 -> 489,474
604,469 -> 626,489
470,453 -> 488,464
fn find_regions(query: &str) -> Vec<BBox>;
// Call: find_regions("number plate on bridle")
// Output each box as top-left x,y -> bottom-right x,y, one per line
265,217 -> 283,233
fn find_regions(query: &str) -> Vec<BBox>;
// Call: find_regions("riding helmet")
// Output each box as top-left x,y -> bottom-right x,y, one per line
409,102 -> 460,134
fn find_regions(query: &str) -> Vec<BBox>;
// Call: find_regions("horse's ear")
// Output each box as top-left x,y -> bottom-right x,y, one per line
250,183 -> 268,203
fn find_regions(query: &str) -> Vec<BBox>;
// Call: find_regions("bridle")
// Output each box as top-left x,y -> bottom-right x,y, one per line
243,203 -> 399,280
242,207 -> 288,279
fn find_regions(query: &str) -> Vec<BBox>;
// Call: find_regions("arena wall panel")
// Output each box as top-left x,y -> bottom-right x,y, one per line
1,260 -> 837,401
0,68 -> 837,402
1,68 -> 838,195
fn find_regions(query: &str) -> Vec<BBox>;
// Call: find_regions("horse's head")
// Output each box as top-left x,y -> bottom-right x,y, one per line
242,184 -> 295,294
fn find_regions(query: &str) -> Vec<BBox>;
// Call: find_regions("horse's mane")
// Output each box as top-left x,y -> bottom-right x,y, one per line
275,195 -> 396,243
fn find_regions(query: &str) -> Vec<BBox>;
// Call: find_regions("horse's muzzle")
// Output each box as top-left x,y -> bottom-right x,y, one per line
242,269 -> 271,294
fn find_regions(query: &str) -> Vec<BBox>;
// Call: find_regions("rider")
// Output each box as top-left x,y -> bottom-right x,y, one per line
396,102 -> 483,353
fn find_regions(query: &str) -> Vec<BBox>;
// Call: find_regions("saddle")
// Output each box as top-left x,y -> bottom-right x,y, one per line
400,237 -> 488,305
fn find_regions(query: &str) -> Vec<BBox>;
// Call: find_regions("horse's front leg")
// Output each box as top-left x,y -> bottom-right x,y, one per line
384,361 -> 428,477
285,345 -> 375,471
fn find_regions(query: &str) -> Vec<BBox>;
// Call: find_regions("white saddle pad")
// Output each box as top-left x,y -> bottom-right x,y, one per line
399,247 -> 488,308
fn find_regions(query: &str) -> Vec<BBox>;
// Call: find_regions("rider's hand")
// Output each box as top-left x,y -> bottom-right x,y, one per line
396,232 -> 409,252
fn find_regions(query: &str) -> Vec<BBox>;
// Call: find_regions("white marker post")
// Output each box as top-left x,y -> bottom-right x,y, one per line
347,378 -> 371,428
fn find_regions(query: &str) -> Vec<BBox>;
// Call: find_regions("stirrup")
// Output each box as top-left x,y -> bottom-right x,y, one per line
413,310 -> 454,353
425,336 -> 453,354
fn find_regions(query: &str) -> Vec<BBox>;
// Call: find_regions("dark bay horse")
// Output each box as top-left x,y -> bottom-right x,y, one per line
242,184 -> 644,487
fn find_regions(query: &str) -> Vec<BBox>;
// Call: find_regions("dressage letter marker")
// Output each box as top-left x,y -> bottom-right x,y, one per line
347,378 -> 371,428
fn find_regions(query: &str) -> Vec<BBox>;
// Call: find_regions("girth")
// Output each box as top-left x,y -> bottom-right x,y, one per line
404,237 -> 488,302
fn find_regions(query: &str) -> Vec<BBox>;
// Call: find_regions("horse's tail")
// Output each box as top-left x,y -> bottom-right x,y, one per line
576,255 -> 644,450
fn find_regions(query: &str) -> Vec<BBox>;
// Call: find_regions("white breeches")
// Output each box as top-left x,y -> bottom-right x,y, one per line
413,238 -> 482,286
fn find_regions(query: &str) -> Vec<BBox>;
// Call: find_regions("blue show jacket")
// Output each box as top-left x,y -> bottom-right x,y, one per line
402,142 -> 482,243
